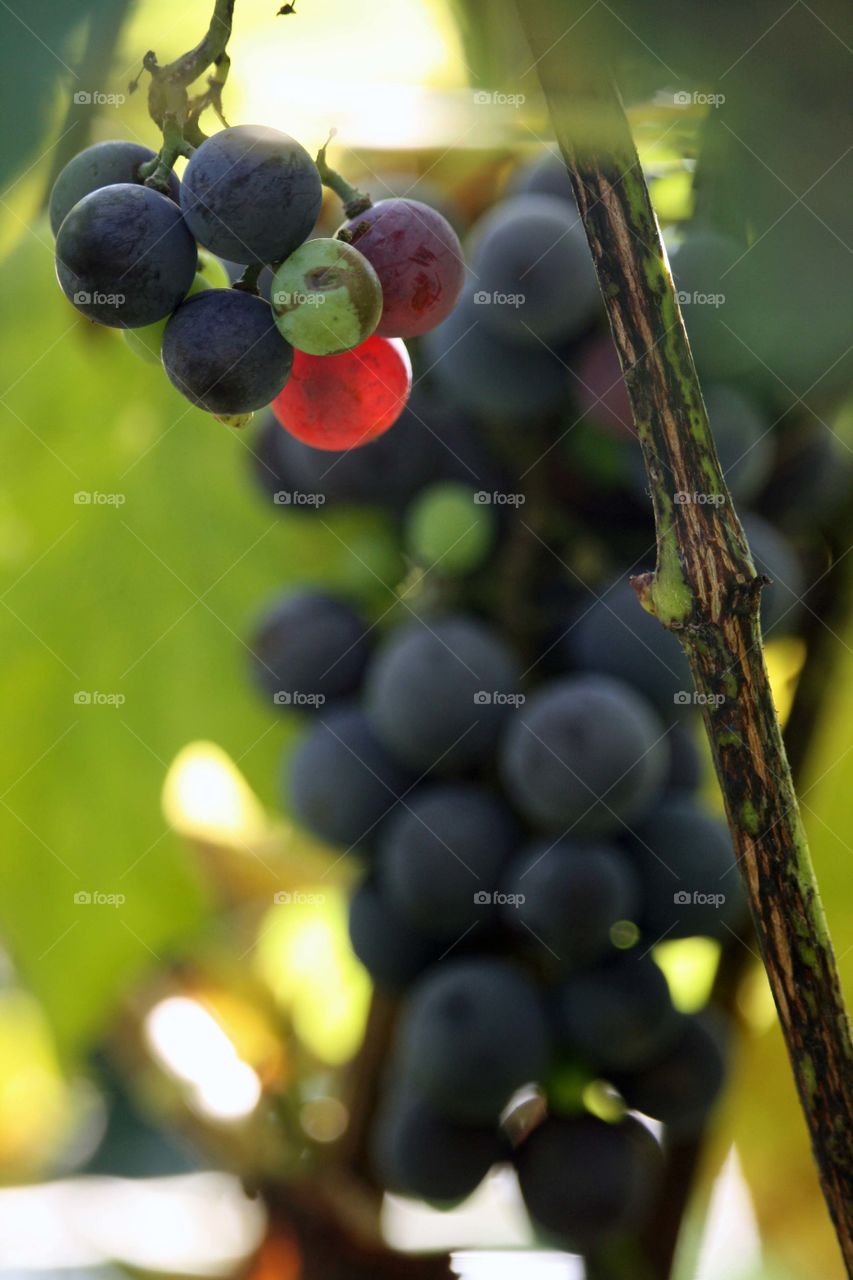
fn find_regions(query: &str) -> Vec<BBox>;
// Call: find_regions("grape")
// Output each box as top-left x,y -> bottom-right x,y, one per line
378,784 -> 519,941
271,238 -> 382,355
760,424 -> 849,530
742,513 -> 804,635
499,675 -> 668,835
502,838 -> 640,966
396,958 -> 551,1122
365,613 -> 521,773
272,336 -> 411,450
122,249 -> 230,363
49,140 -> 180,236
404,482 -> 496,575
569,578 -> 692,716
339,197 -> 465,338
663,721 -> 704,794
248,590 -> 371,709
421,287 -> 570,419
371,1091 -> 504,1203
515,1113 -> 662,1250
612,1014 -> 727,1137
55,184 -> 196,328
669,230 -> 752,380
551,951 -> 680,1072
508,150 -> 577,208
623,794 -> 745,940
572,333 -> 633,436
162,290 -> 293,415
287,705 -> 414,852
468,194 -> 599,346
180,125 -> 322,265
348,879 -> 440,991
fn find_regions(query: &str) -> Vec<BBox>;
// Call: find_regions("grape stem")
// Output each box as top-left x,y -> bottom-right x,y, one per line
514,2 -> 853,1274
316,132 -> 374,219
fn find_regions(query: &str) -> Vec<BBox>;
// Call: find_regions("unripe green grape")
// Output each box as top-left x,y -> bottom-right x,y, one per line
271,238 -> 382,356
405,482 -> 496,574
122,266 -> 219,364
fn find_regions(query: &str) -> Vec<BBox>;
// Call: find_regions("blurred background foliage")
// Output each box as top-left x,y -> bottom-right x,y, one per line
0,1 -> 851,1278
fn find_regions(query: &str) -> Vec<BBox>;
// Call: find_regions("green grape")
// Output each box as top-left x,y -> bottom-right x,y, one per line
271,238 -> 382,355
405,482 -> 496,574
196,247 -> 231,290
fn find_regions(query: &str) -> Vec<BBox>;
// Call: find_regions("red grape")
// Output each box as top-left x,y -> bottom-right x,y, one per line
573,334 -> 634,436
272,335 -> 412,451
339,198 -> 464,339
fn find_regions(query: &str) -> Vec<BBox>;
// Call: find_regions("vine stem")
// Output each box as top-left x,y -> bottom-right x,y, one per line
514,2 -> 853,1271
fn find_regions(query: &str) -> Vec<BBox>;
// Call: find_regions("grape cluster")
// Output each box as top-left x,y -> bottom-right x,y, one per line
50,130 -> 463,436
231,147 -> 833,1256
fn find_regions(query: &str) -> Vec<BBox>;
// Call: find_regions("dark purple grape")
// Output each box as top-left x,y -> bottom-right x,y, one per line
49,140 -> 180,235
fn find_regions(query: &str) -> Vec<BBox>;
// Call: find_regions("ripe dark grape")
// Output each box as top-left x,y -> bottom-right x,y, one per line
500,675 -> 668,836
551,951 -> 680,1072
572,333 -> 634,436
669,230 -> 752,380
271,238 -> 382,355
340,197 -> 465,338
396,958 -> 551,1122
248,590 -> 371,709
468,194 -> 599,346
569,578 -> 692,716
743,513 -> 804,635
365,613 -> 521,773
162,290 -> 293,415
371,1092 -> 504,1203
404,481 -> 496,575
515,1113 -> 662,1250
502,838 -> 640,966
378,784 -> 519,941
272,336 -> 411,450
421,287 -> 570,419
348,879 -> 440,991
623,794 -> 745,940
49,140 -> 180,236
612,1014 -> 727,1138
180,125 -> 322,264
287,706 -> 414,852
55,184 -> 196,328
